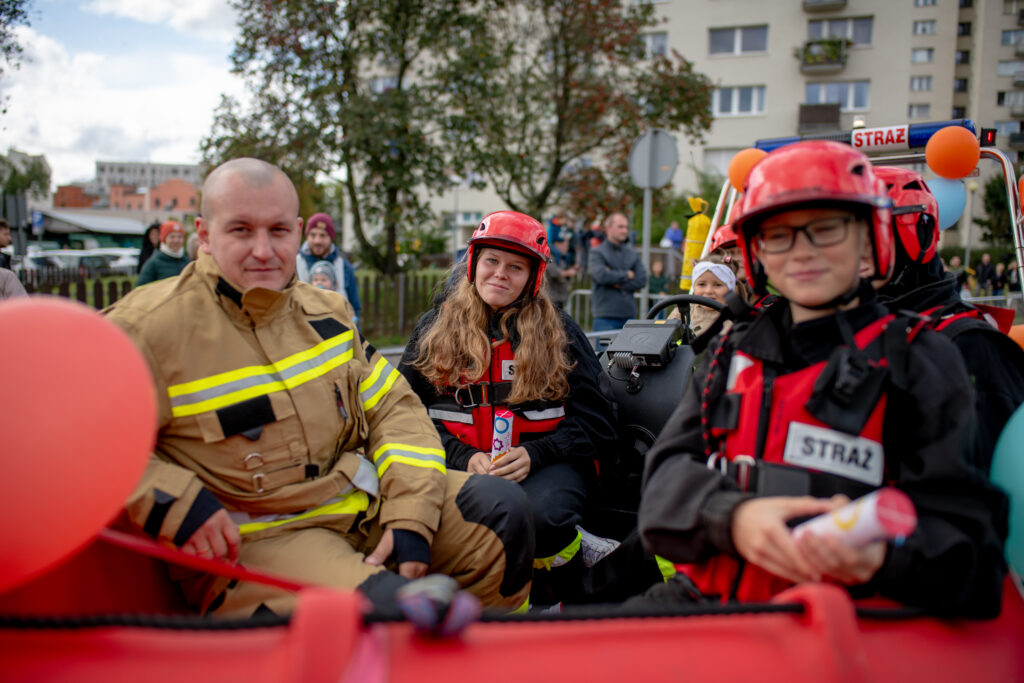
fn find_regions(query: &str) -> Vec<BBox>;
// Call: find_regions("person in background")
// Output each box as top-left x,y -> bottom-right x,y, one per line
648,259 -> 670,296
138,222 -> 161,269
296,212 -> 362,325
136,221 -> 189,286
664,220 -> 683,252
186,232 -> 201,261
545,229 -> 579,310
992,262 -> 1007,297
0,218 -> 12,270
0,266 -> 26,299
588,212 -> 646,332
310,260 -> 339,291
975,252 -> 995,297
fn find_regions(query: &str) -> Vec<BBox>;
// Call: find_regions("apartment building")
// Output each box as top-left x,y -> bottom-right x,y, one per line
423,0 -> 1023,252
93,160 -> 202,194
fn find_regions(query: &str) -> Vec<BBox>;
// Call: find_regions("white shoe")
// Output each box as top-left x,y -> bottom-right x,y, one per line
576,525 -> 621,567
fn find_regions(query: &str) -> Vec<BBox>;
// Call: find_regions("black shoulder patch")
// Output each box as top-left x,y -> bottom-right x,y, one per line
217,395 -> 276,439
364,341 -> 377,357
309,317 -> 349,340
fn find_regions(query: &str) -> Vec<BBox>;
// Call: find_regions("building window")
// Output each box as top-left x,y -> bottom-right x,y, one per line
955,50 -> 970,64
808,17 -> 873,45
995,121 -> 1020,139
911,48 -> 934,63
953,78 -> 968,92
908,104 -> 931,119
369,76 -> 398,94
999,90 -> 1024,106
713,85 -> 766,116
638,32 -> 668,59
998,59 -> 1024,76
952,106 -> 967,118
910,75 -> 933,91
1005,0 -> 1022,14
915,0 -> 936,5
958,22 -> 972,37
805,80 -> 869,111
709,25 -> 768,55
912,20 -> 936,35
1003,30 -> 1024,45
960,0 -> 972,7
704,149 -> 744,177
153,198 -> 161,209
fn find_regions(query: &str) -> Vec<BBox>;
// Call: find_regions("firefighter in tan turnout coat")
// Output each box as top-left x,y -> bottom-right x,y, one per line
105,158 -> 534,616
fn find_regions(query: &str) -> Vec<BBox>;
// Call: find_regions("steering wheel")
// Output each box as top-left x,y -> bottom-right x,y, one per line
646,294 -> 726,320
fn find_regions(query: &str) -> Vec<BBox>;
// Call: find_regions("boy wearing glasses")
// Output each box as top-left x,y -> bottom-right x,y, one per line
637,141 -> 1007,616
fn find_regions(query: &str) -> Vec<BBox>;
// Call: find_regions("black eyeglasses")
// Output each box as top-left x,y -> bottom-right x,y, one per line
755,215 -> 856,254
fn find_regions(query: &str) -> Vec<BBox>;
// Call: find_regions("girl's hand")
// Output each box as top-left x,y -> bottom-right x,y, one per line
489,446 -> 531,483
794,495 -> 886,585
731,496 -> 836,584
467,452 -> 491,475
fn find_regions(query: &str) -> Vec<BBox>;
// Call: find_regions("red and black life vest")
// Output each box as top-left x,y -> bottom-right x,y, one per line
426,339 -> 566,452
688,314 -> 904,603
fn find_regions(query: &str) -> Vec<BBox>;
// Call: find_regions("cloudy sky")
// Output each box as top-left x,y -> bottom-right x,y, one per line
0,0 -> 245,187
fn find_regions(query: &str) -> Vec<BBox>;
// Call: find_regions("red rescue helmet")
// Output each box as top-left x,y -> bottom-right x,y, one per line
733,141 -> 893,295
467,211 -> 550,298
709,223 -> 738,252
873,166 -> 939,265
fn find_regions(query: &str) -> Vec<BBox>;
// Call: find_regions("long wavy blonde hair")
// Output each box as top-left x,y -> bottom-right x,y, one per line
412,273 -> 574,404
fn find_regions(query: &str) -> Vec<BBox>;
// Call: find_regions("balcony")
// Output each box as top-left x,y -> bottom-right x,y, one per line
798,103 -> 841,134
1016,42 -> 1024,58
1015,71 -> 1024,88
1012,104 -> 1024,118
797,38 -> 849,74
1019,9 -> 1024,26
1009,132 -> 1024,149
803,0 -> 846,11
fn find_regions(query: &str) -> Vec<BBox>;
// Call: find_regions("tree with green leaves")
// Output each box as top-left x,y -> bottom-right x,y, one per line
0,0 -> 30,81
438,0 -> 713,221
974,174 -> 1013,247
203,0 -> 474,275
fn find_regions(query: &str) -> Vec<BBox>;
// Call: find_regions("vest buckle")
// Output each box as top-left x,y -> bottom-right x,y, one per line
454,386 -> 478,409
733,455 -> 756,493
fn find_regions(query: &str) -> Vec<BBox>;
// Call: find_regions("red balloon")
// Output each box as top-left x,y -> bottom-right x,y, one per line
0,297 -> 155,594
925,126 -> 980,179
729,148 -> 768,192
1018,175 -> 1024,203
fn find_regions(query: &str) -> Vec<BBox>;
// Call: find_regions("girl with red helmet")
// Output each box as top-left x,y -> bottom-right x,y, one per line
400,211 -> 618,605
637,141 -> 1007,616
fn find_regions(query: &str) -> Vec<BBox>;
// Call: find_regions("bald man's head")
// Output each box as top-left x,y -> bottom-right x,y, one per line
200,158 -> 299,222
195,158 -> 303,291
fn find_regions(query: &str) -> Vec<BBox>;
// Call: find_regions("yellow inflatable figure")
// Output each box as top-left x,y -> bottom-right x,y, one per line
679,196 -> 710,292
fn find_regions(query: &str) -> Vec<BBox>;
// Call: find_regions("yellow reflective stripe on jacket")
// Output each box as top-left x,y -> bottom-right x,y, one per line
359,357 -> 401,411
168,331 -> 355,417
655,555 -> 677,581
231,490 -> 370,535
533,530 -> 582,571
371,442 -> 446,477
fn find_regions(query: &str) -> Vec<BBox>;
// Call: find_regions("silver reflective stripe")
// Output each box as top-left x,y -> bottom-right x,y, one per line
352,455 -> 380,496
522,407 -> 565,421
169,335 -> 354,409
428,407 -> 474,424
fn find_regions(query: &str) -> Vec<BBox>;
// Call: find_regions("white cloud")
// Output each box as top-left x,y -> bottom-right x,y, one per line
0,25 -> 246,185
82,0 -> 239,43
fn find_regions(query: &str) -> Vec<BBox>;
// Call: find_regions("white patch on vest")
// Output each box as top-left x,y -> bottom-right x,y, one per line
726,354 -> 755,391
501,360 -> 516,380
783,422 -> 884,486
521,406 -> 565,421
427,408 -> 474,424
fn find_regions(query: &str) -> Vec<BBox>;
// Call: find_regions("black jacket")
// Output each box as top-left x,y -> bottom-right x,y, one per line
883,275 -> 1024,474
639,299 -> 1008,617
399,308 -> 619,473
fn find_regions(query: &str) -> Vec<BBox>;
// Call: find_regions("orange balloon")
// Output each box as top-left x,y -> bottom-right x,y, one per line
729,148 -> 768,192
1009,324 -> 1024,352
0,297 -> 155,594
925,126 -> 980,179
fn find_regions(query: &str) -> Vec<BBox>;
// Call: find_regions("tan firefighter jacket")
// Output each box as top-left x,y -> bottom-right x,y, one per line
104,253 -> 446,547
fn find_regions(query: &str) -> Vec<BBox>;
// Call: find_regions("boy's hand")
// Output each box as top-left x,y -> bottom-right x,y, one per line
731,496 -> 835,584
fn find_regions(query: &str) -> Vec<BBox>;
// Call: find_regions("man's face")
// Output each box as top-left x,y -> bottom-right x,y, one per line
605,215 -> 629,245
982,253 -> 991,264
197,173 -> 302,291
0,225 -> 10,248
306,227 -> 333,258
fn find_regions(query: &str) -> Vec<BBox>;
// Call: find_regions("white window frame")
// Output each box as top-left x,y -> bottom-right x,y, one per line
908,103 -> 931,119
915,0 -> 936,6
713,85 -> 766,117
805,80 -> 870,112
910,75 -> 933,91
1003,30 -> 1024,45
998,60 -> 1024,76
911,48 -> 934,64
709,25 -> 768,56
807,17 -> 873,46
912,20 -> 936,35
639,32 -> 668,59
